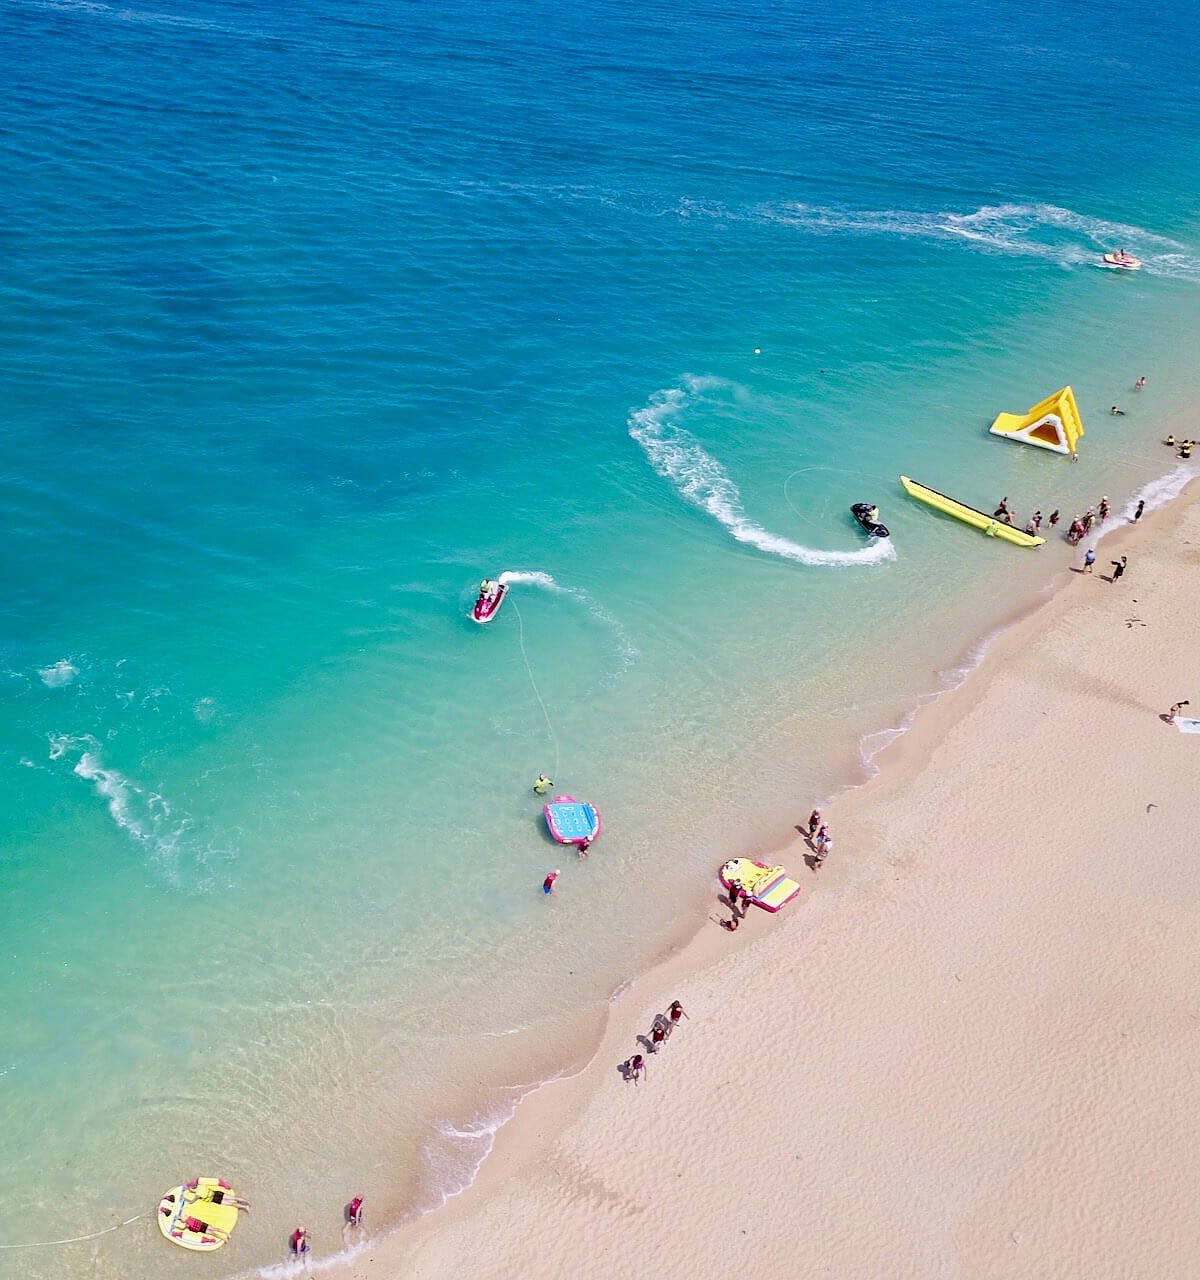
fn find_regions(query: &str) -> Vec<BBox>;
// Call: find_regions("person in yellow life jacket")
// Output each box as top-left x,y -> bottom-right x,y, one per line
533,773 -> 552,795
479,578 -> 494,598
867,506 -> 880,524
1165,435 -> 1176,447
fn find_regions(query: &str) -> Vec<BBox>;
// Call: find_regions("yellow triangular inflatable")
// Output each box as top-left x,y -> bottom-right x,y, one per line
989,386 -> 1084,455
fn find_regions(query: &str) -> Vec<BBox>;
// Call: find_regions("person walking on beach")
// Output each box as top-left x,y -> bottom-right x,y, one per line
649,1021 -> 667,1053
542,870 -> 560,895
814,827 -> 833,868
667,999 -> 687,1030
808,807 -> 822,838
1110,555 -> 1128,582
1082,548 -> 1096,574
347,1196 -> 364,1228
1167,700 -> 1190,722
628,1053 -> 645,1084
1133,499 -> 1145,522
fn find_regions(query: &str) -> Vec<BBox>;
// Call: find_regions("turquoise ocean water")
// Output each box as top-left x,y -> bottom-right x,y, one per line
3,0 -> 1200,1273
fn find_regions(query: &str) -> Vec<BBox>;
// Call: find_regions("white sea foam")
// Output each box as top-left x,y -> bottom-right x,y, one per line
416,1098 -> 525,1214
498,570 -> 558,588
629,378 -> 896,568
745,200 -> 1200,281
38,659 -> 79,688
497,571 -> 640,673
48,734 -> 219,886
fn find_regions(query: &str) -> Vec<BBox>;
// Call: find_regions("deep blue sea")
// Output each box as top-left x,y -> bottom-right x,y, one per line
3,0 -> 1199,1274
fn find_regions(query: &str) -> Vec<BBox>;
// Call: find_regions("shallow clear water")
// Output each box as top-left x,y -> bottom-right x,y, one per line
2,0 -> 1199,1273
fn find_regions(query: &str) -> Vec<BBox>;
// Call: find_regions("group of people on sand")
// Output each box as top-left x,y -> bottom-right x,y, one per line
622,1000 -> 687,1085
807,808 -> 833,868
286,1196 -> 363,1264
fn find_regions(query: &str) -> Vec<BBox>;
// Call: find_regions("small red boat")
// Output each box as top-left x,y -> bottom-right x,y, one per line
472,579 -> 508,623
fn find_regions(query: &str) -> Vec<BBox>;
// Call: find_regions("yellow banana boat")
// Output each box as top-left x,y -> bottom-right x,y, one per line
899,476 -> 1045,547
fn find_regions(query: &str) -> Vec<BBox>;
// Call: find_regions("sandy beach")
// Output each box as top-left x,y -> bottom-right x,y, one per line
331,488 -> 1200,1280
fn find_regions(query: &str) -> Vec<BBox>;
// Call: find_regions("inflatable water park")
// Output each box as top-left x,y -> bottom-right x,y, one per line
989,386 -> 1084,457
899,476 -> 1045,547
544,795 -> 602,847
719,858 -> 802,913
157,1177 -> 244,1251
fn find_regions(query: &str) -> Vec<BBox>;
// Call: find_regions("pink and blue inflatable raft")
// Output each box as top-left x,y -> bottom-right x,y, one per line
544,795 -> 602,847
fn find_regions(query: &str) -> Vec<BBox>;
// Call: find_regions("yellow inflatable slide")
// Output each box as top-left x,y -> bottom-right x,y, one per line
989,386 -> 1084,455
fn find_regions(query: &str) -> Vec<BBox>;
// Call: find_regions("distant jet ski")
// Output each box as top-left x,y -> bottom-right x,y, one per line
850,502 -> 889,538
1100,251 -> 1141,271
472,578 -> 508,623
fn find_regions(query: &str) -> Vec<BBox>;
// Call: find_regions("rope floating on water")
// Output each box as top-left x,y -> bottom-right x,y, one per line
0,1211 -> 148,1249
511,598 -> 561,779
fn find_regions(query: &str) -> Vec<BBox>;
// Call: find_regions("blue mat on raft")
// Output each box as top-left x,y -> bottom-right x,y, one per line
546,802 -> 598,840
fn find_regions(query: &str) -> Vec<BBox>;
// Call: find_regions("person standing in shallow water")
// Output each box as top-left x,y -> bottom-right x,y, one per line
1133,499 -> 1145,522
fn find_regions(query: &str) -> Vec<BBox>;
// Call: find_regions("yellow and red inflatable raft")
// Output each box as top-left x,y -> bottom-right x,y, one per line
158,1176 -> 242,1251
719,858 -> 802,912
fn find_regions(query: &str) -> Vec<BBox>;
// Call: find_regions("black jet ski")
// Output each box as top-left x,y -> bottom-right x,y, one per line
850,503 -> 889,538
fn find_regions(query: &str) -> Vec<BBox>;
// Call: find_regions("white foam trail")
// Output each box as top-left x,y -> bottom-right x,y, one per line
629,379 -> 896,568
38,659 -> 78,688
495,571 -> 640,673
746,200 -> 1200,282
48,734 -> 219,886
498,570 -> 558,588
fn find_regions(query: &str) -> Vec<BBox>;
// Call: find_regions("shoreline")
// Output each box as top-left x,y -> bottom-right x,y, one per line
319,469 -> 1200,1279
